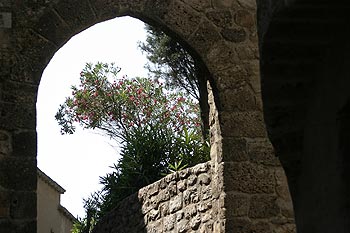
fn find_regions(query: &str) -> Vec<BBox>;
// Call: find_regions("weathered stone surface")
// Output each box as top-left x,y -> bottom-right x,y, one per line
276,198 -> 294,218
0,190 -> 10,218
178,218 -> 189,233
234,10 -> 255,28
164,214 -> 176,231
187,174 -> 197,186
249,195 -> 280,218
222,137 -> 249,162
198,173 -> 211,185
177,179 -> 187,192
221,111 -> 267,138
182,0 -> 211,12
248,139 -> 281,166
163,1 -> 202,37
206,10 -> 232,28
226,193 -> 249,217
220,85 -> 259,112
12,131 -> 36,158
0,157 -> 36,191
170,194 -> 183,213
188,19 -> 221,56
184,187 -> 199,205
272,223 -> 296,233
221,27 -> 247,43
0,131 -> 11,156
237,0 -> 256,9
275,168 -> 292,201
224,162 -> 275,193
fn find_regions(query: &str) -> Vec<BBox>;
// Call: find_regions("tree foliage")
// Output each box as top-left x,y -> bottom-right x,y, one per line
139,25 -> 210,138
56,62 -> 210,231
139,25 -> 199,100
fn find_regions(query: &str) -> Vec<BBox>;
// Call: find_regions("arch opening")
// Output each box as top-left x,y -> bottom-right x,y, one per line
35,8 -> 214,231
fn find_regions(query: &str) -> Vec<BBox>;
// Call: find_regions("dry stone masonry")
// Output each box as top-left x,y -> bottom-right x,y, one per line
93,162 -> 217,233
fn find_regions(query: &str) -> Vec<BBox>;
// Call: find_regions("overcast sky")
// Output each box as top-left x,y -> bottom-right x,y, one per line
36,16 -> 148,218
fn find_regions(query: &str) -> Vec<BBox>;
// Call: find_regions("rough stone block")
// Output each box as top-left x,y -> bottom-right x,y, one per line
190,214 -> 202,230
163,1 -> 202,37
0,130 -> 11,156
235,45 -> 259,61
0,190 -> 10,218
248,138 -> 281,166
184,204 -> 197,219
214,65 -> 248,90
222,137 -> 249,162
164,214 -> 176,231
34,9 -> 71,45
177,179 -> 187,192
221,27 -> 247,43
54,0 -> 97,32
0,220 -> 36,233
249,195 -> 280,218
0,103 -> 36,131
206,10 -> 233,28
193,162 -> 210,175
224,162 -> 275,193
177,218 -> 189,233
248,221 -> 272,233
0,157 -> 36,191
187,174 -> 197,186
220,111 -> 267,138
225,217 -> 251,232
272,223 -> 296,233
225,192 -> 249,217
197,201 -> 212,213
159,202 -> 170,217
0,12 -> 11,28
199,221 -> 214,233
234,10 -> 255,28
198,173 -> 211,185
237,0 -> 256,9
12,131 -> 36,158
188,19 -> 221,57
220,86 -> 259,112
183,187 -> 199,205
201,185 -> 212,200
276,198 -> 294,218
275,168 -> 292,201
9,191 -> 36,219
170,194 -> 183,213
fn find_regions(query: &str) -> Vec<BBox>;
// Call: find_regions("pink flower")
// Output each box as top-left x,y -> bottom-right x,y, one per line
177,97 -> 185,102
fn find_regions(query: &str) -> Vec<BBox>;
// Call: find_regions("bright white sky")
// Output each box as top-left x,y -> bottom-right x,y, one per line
36,16 -> 148,218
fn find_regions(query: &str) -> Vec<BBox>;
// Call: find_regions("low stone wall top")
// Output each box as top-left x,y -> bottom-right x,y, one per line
92,161 -> 217,233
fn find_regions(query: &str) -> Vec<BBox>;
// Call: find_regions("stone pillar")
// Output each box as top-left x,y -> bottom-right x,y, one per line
204,0 -> 296,232
0,6 -> 37,233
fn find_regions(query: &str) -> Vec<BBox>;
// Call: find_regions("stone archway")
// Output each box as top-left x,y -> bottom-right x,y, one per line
0,1 -> 294,232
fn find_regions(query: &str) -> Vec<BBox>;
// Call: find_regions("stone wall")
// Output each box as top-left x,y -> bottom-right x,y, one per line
92,162 -> 218,233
